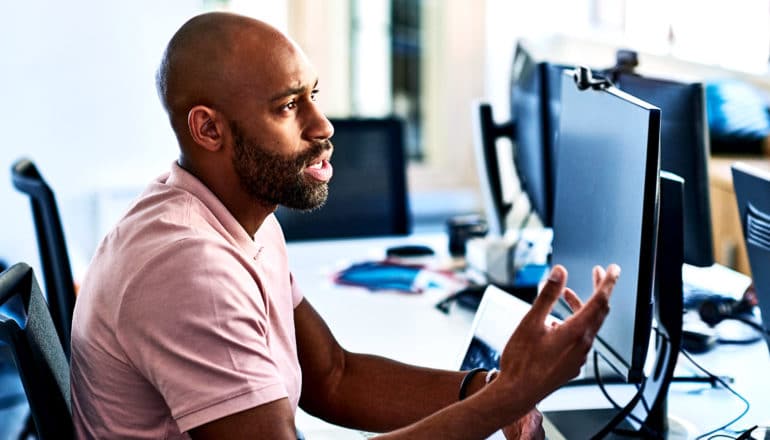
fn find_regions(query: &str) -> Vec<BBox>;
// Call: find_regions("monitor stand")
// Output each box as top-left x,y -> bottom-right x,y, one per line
544,410 -> 696,439
544,173 -> 687,439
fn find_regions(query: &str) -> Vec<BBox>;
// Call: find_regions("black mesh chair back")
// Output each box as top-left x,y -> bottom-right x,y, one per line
274,117 -> 411,241
0,263 -> 73,439
11,159 -> 75,359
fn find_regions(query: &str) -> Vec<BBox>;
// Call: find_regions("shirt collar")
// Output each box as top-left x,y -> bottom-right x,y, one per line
165,161 -> 261,259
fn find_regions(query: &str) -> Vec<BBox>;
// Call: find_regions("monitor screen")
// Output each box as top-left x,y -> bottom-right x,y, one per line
274,118 -> 410,241
510,43 -> 571,227
615,74 -> 714,267
551,70 -> 660,383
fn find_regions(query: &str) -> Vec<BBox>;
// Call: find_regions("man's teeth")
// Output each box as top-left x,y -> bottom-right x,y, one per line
309,161 -> 323,169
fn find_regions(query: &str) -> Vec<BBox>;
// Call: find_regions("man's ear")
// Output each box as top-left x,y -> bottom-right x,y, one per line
188,105 -> 225,152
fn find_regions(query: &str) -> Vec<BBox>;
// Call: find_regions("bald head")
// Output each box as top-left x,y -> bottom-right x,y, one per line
156,12 -> 301,140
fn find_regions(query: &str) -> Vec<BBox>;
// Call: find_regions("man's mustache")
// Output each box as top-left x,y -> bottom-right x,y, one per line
298,140 -> 334,166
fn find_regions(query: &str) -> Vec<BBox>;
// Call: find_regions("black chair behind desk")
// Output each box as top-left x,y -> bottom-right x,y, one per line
275,117 -> 411,241
0,263 -> 73,440
11,158 -> 76,360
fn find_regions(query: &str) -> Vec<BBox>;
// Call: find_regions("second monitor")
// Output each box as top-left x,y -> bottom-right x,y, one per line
614,73 -> 714,267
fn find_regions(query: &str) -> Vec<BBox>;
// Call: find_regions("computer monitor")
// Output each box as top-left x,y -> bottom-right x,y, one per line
615,73 -> 714,267
471,101 -> 513,237
551,69 -> 661,383
274,117 -> 410,241
731,162 -> 770,354
510,43 -> 572,228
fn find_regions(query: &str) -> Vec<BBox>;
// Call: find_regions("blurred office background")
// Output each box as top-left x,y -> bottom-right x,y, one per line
1,0 -> 769,283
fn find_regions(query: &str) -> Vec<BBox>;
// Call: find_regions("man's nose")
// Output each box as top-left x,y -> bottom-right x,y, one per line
305,108 -> 334,142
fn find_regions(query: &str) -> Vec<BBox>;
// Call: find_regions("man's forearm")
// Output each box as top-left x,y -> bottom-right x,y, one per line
299,351 -> 488,433
372,373 -> 530,439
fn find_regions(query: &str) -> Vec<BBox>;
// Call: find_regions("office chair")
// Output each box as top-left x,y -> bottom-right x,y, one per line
11,158 -> 76,360
275,117 -> 411,241
0,263 -> 73,439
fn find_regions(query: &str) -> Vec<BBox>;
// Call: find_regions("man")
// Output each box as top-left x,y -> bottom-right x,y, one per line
70,11 -> 619,439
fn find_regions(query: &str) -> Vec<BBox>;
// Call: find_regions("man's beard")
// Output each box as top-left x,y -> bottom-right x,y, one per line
230,121 -> 332,211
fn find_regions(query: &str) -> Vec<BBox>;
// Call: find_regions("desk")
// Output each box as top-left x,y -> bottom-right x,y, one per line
288,233 -> 472,369
287,234 -> 770,439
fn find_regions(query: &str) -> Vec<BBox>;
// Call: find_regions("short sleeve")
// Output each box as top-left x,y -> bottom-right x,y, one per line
289,273 -> 303,308
116,238 -> 288,432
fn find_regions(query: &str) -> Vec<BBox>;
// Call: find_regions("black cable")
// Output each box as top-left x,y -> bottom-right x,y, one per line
517,206 -> 535,230
638,382 -> 651,414
591,351 -> 662,439
435,288 -> 469,314
728,316 -> 770,336
706,424 -> 758,440
718,335 -> 762,346
678,349 -> 751,440
735,425 -> 759,440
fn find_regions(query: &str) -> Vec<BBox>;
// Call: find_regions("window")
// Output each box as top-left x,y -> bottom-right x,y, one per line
391,0 -> 423,160
591,0 -> 770,74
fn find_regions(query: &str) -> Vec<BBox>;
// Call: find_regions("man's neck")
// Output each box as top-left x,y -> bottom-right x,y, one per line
176,158 -> 275,237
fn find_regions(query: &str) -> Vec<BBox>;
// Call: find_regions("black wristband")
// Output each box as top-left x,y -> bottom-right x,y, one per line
458,367 -> 488,401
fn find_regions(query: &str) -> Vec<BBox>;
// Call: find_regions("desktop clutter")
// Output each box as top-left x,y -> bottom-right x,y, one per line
438,214 -> 552,313
328,212 -> 552,315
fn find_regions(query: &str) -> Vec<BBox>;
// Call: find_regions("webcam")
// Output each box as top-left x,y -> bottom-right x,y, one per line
573,66 -> 612,91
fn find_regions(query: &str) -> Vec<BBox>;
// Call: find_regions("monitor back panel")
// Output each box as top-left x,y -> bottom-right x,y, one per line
510,52 -> 572,228
551,72 -> 660,381
616,74 -> 714,267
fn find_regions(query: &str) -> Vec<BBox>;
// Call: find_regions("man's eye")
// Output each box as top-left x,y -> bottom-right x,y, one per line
310,90 -> 319,102
283,100 -> 297,111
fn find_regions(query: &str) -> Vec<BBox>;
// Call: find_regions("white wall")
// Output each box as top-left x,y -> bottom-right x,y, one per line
0,1 -> 202,281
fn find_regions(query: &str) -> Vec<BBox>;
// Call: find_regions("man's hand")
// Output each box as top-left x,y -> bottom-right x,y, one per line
491,264 -> 620,409
502,408 -> 544,440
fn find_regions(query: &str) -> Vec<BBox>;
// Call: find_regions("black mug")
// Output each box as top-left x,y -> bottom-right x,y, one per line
447,215 -> 489,257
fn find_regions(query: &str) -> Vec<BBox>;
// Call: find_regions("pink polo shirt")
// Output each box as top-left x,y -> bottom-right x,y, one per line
70,162 -> 303,439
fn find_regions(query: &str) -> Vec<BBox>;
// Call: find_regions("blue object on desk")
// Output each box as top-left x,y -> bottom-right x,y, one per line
514,264 -> 549,288
334,262 -> 425,293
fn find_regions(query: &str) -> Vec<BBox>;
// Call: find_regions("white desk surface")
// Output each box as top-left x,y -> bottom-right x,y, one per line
287,234 -> 770,439
288,233 -> 473,370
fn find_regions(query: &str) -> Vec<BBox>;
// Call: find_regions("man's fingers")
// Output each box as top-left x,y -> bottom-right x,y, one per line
592,265 -> 605,291
573,264 -> 620,328
562,288 -> 583,313
529,265 -> 567,321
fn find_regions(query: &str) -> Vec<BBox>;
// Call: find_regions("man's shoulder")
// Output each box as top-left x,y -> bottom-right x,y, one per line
88,187 -> 247,293
111,181 -> 228,250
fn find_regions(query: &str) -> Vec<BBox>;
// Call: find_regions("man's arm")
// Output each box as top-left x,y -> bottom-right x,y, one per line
295,298 -> 486,432
189,399 -> 296,439
297,264 -> 619,438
